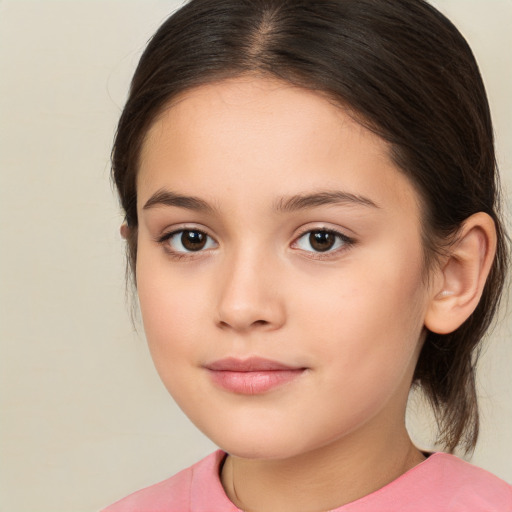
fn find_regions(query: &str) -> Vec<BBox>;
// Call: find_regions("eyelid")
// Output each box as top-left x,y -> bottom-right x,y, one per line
294,221 -> 356,237
155,220 -> 216,237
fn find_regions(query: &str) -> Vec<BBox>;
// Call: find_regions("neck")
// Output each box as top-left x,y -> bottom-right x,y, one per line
221,421 -> 425,512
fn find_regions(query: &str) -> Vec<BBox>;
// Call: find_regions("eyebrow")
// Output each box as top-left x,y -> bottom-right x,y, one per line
143,189 -> 218,214
142,188 -> 380,213
273,190 -> 380,212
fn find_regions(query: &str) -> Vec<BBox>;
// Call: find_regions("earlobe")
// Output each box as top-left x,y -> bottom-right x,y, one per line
424,212 -> 497,335
120,222 -> 130,240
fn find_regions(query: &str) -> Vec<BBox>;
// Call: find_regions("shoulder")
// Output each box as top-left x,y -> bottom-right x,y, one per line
341,453 -> 512,512
424,453 -> 512,510
100,451 -> 230,512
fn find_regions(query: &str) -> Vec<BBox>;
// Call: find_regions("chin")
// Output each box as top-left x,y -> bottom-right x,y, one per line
205,424 -> 328,461
218,440 -> 301,460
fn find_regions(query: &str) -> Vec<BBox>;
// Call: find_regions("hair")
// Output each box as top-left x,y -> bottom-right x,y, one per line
112,0 -> 508,453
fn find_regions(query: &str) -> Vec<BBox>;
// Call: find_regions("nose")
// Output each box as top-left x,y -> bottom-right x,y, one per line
215,249 -> 286,333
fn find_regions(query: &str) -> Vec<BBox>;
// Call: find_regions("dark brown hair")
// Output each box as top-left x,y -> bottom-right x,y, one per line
112,0 -> 508,453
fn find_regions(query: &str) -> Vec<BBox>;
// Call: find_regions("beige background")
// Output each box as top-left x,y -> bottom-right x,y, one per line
0,1 -> 510,511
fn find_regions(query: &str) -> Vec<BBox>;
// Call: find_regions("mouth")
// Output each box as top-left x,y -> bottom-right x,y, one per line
204,357 -> 307,395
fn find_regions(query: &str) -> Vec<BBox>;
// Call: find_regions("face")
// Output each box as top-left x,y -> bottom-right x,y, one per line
135,77 -> 434,460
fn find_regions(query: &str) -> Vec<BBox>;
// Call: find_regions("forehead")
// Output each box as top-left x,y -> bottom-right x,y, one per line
137,77 -> 421,218
141,77 -> 378,163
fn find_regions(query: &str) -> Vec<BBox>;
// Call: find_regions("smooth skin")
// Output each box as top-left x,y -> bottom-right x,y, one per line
132,77 -> 496,512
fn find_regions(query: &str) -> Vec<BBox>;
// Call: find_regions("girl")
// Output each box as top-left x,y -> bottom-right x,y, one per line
103,0 -> 511,510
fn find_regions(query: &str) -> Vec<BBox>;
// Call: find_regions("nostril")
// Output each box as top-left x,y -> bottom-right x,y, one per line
252,320 -> 269,327
217,318 -> 270,330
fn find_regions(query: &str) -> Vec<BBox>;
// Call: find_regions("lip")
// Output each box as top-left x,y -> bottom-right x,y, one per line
204,357 -> 306,395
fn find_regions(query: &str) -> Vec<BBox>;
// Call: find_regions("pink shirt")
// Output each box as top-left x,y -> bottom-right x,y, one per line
102,450 -> 512,511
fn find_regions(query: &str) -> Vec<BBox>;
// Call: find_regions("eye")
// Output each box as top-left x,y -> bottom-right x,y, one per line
160,229 -> 217,253
294,229 -> 352,253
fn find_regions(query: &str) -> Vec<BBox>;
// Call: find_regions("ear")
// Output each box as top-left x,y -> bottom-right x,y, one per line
424,212 -> 497,335
120,222 -> 130,240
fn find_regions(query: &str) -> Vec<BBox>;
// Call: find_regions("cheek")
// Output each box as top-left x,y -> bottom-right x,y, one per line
294,267 -> 426,434
135,251 -> 208,372
294,246 -> 428,377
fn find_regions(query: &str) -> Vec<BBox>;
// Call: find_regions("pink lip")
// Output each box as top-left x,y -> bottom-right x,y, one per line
204,357 -> 306,395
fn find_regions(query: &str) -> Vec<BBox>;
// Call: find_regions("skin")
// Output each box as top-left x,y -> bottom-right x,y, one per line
133,77 -> 490,511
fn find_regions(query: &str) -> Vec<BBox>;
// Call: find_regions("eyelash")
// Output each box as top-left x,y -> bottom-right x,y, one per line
156,227 -> 355,261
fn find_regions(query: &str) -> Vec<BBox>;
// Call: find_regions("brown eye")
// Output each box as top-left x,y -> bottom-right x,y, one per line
295,229 -> 352,254
181,230 -> 207,251
161,229 -> 217,254
309,231 -> 337,252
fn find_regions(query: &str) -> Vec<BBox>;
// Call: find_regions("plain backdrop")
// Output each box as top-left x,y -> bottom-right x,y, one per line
0,1 -> 511,511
